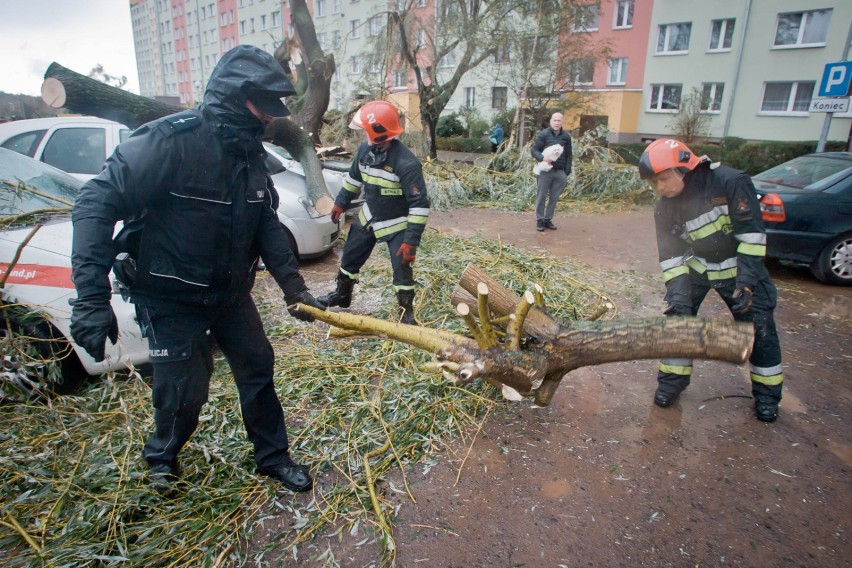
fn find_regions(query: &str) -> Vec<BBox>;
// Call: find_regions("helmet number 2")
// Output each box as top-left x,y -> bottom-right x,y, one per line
365,112 -> 377,124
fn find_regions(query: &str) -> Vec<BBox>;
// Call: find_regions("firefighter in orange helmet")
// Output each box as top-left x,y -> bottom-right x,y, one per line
318,101 -> 430,324
639,138 -> 784,422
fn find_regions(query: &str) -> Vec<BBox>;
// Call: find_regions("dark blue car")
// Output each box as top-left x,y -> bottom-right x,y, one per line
754,152 -> 852,286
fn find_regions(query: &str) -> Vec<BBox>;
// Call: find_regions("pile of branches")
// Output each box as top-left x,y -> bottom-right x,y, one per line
0,231 -> 614,566
424,126 -> 652,213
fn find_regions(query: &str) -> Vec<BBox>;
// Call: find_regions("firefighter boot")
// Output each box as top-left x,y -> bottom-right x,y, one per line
753,383 -> 782,423
397,290 -> 417,325
318,272 -> 356,308
653,375 -> 690,408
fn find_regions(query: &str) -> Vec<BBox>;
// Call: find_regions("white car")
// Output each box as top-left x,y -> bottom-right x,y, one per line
0,116 -> 342,260
0,148 -> 149,400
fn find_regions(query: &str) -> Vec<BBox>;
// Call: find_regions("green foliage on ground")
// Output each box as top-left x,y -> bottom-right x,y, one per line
427,126 -> 652,213
0,230 -> 614,567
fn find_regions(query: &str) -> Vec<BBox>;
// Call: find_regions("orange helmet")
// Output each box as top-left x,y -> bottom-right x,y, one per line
360,101 -> 404,144
638,138 -> 701,179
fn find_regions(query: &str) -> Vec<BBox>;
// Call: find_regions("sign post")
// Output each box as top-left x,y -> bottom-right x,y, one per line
815,21 -> 852,152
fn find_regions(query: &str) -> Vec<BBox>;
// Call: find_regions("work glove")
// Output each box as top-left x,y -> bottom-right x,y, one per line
664,303 -> 692,317
396,242 -> 417,266
731,285 -> 754,315
330,204 -> 344,224
69,298 -> 119,362
286,290 -> 325,322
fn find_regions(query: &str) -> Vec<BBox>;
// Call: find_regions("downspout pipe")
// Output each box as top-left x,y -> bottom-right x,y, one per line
722,0 -> 751,139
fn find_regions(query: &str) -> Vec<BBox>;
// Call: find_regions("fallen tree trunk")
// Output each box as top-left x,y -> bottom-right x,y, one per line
296,262 -> 754,406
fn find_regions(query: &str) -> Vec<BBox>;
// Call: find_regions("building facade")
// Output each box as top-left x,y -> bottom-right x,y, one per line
128,0 -> 852,144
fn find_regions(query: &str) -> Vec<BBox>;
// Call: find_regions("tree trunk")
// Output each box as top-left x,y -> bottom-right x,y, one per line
42,63 -> 180,129
294,263 -> 754,407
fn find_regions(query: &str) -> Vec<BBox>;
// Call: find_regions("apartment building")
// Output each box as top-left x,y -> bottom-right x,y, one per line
636,0 -> 852,142
129,0 -> 852,144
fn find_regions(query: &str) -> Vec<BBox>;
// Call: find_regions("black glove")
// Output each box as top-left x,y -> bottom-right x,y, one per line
286,290 -> 325,322
731,285 -> 753,315
69,298 -> 119,362
664,303 -> 692,317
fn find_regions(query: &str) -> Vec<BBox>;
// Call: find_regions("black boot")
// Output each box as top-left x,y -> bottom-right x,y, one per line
397,290 -> 416,325
653,375 -> 690,408
318,272 -> 356,308
753,383 -> 782,422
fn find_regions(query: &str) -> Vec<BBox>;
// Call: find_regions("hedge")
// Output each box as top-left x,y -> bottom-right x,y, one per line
611,138 -> 849,175
436,135 -> 490,153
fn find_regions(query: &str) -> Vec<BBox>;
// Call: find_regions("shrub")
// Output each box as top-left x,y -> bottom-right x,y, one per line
437,113 -> 465,137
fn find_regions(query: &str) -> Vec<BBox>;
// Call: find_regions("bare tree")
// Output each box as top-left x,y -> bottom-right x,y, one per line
88,64 -> 128,90
364,0 -> 522,158
667,87 -> 711,144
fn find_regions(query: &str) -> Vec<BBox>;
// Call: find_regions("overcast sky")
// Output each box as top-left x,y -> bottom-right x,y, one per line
0,0 -> 139,97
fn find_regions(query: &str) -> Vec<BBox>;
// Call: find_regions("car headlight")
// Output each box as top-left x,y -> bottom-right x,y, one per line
297,196 -> 322,219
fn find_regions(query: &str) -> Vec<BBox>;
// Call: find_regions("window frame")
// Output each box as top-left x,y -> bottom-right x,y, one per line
572,4 -> 599,33
491,86 -> 508,110
656,22 -> 692,55
463,86 -> 475,107
773,9 -> 832,49
607,57 -> 628,86
708,18 -> 735,52
612,0 -> 633,30
648,83 -> 683,112
700,82 -> 724,113
759,81 -> 815,116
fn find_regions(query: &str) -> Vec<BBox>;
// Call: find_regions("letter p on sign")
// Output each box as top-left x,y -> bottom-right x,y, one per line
818,61 -> 852,97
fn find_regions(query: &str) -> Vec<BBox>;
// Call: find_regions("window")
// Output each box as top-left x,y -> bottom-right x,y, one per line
607,57 -> 628,85
572,4 -> 599,32
708,18 -> 734,51
416,29 -> 426,48
613,0 -> 633,29
350,19 -> 360,38
1,130 -> 46,157
492,87 -> 508,109
700,83 -> 724,112
774,10 -> 831,47
494,45 -> 510,64
350,56 -> 361,74
440,49 -> 457,68
369,15 -> 382,36
332,0 -> 340,14
657,23 -> 691,54
42,128 -> 107,175
649,84 -> 682,111
272,10 -> 281,27
568,58 -> 595,85
315,0 -> 326,17
760,81 -> 815,114
464,87 -> 475,107
393,69 -> 407,88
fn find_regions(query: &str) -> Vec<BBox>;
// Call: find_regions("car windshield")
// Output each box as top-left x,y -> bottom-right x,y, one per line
0,148 -> 81,228
753,155 -> 852,190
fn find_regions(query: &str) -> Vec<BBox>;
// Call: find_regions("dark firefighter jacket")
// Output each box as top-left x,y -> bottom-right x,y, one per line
71,47 -> 307,308
531,127 -> 573,174
655,160 -> 768,308
335,139 -> 430,245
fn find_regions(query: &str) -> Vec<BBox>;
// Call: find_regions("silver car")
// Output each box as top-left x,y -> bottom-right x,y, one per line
0,117 -> 341,260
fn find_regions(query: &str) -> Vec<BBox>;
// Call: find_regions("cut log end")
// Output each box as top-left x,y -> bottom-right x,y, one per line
41,77 -> 66,108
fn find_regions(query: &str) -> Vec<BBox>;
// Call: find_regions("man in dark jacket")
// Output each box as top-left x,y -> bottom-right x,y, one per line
638,138 -> 784,422
531,112 -> 572,232
69,45 -> 325,495
318,100 -> 430,325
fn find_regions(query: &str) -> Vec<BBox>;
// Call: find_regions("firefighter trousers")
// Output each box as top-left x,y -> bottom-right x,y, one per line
339,218 -> 415,291
657,270 -> 784,404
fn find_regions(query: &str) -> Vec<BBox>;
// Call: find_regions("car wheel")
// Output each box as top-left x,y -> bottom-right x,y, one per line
0,307 -> 87,402
810,233 -> 852,286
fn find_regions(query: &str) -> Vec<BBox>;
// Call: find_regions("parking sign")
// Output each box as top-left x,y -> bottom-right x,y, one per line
818,61 -> 852,97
